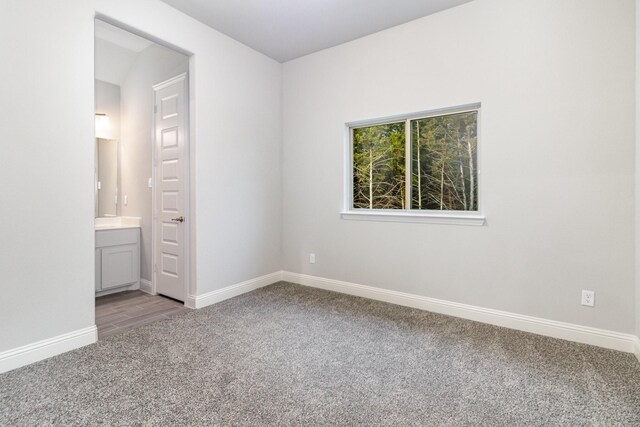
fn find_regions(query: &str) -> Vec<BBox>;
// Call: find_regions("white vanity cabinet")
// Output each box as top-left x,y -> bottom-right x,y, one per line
95,227 -> 140,295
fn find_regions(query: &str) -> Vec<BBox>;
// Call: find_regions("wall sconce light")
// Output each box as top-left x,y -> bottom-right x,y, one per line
95,113 -> 111,139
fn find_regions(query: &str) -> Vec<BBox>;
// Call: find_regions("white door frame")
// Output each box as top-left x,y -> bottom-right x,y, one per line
151,72 -> 191,304
93,16 -> 196,307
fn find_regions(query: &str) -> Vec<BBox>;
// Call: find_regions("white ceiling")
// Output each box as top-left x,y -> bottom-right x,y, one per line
159,0 -> 474,62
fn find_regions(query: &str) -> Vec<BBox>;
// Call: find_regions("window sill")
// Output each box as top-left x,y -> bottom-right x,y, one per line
340,210 -> 486,226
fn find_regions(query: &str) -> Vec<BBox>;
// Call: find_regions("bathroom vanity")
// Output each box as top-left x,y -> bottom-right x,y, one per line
95,217 -> 141,296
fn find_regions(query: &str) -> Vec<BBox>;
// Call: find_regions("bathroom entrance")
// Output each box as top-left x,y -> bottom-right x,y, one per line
94,19 -> 192,338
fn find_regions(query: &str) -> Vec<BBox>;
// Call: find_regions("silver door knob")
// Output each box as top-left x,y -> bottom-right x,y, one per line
171,216 -> 184,223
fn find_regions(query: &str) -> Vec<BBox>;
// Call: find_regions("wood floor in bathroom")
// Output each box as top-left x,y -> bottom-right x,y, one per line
95,290 -> 190,339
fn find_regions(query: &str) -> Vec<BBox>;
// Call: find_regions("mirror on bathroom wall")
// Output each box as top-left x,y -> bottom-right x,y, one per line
95,79 -> 121,218
95,138 -> 120,218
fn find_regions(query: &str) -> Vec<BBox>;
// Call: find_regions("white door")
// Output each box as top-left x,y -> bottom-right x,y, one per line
153,73 -> 188,301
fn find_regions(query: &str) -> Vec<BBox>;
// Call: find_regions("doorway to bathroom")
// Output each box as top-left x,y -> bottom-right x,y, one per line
94,18 -> 192,339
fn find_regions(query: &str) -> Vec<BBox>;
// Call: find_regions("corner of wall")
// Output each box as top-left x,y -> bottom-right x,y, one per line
635,0 -> 640,344
278,61 -> 285,273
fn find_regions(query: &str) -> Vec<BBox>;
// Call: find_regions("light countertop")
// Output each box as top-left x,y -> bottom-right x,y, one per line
95,216 -> 142,231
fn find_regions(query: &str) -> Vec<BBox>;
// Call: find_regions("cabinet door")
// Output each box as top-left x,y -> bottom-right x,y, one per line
101,244 -> 139,290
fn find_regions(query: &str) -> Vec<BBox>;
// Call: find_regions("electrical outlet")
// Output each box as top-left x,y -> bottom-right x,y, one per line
581,290 -> 595,307
309,253 -> 316,264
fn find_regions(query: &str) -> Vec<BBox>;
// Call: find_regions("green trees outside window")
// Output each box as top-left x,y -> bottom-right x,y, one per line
353,122 -> 406,209
352,109 -> 478,211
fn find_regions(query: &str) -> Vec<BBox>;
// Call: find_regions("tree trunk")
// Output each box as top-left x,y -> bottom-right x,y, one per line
369,146 -> 373,209
456,136 -> 467,210
440,160 -> 445,210
466,127 -> 475,210
416,122 -> 422,209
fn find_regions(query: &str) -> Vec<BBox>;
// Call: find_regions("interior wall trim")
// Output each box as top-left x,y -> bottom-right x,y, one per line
140,279 -> 153,295
282,271 -> 639,355
185,271 -> 283,309
633,337 -> 640,362
5,272 -> 638,374
0,326 -> 97,374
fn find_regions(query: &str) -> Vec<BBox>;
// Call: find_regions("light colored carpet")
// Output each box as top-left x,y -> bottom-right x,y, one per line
1,282 -> 639,426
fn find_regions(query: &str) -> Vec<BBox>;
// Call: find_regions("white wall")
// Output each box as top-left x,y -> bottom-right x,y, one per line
1,0 -> 636,364
282,0 -> 636,333
120,44 -> 188,282
0,0 -> 95,352
0,0 -> 281,357
636,0 -> 640,338
96,0 -> 283,296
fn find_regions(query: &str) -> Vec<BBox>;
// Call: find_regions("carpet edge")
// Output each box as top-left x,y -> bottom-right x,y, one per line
283,271 -> 638,355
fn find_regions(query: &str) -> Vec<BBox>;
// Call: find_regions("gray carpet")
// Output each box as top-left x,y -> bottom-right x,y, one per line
1,282 -> 639,426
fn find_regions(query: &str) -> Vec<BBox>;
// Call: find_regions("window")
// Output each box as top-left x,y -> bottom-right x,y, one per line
344,104 -> 484,225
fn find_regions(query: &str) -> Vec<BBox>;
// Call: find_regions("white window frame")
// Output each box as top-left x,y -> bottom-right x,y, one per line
341,103 -> 485,226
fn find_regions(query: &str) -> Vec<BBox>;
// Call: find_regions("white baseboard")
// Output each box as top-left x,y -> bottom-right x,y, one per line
282,271 -> 638,354
0,326 -> 97,374
186,271 -> 283,309
140,279 -> 154,294
633,337 -> 640,362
